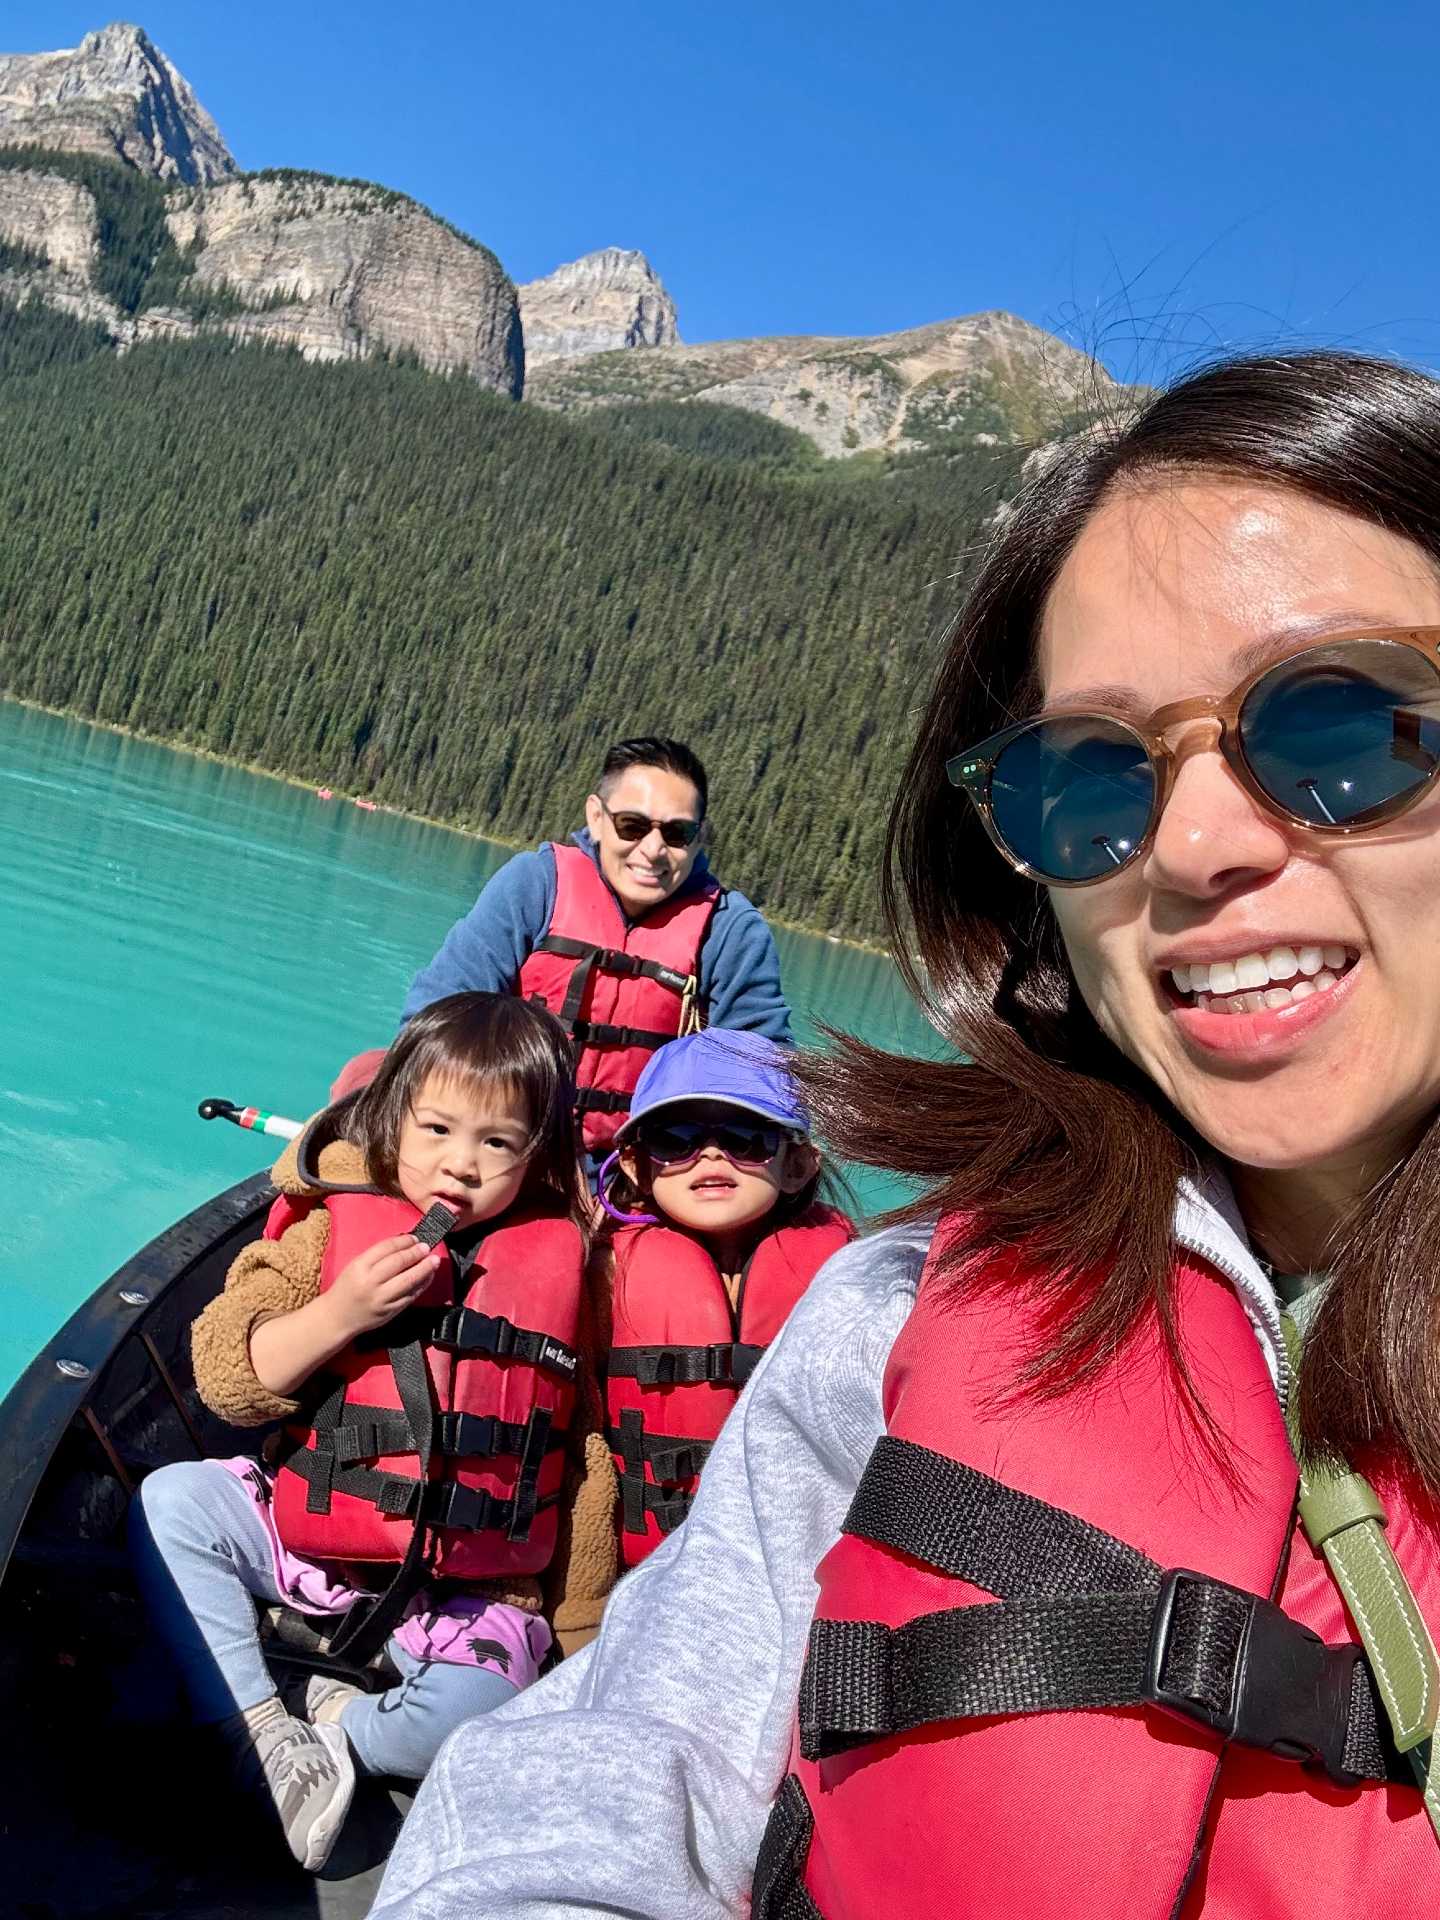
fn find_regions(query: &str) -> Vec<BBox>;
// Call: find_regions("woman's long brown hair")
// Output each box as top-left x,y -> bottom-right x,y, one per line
802,349 -> 1440,1486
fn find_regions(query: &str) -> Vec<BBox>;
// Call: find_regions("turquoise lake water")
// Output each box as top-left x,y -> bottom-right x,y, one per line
0,700 -> 941,1392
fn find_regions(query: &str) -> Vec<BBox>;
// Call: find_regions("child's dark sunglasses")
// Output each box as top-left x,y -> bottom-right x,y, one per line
634,1118 -> 793,1167
946,629 -> 1440,887
599,799 -> 702,849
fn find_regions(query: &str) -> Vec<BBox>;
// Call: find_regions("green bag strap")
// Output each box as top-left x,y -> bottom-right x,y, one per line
1279,1311 -> 1440,1833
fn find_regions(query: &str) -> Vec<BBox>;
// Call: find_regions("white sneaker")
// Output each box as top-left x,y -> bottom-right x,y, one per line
237,1711 -> 357,1871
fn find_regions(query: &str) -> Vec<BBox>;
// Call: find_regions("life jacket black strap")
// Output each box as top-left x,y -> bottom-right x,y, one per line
373,1306 -> 580,1381
619,1472 -> 692,1538
297,1376 -> 351,1509
797,1434 -> 1404,1790
321,1337 -> 438,1666
284,1408 -> 559,1544
605,1416 -> 714,1486
751,1775 -> 823,1920
535,934 -> 692,996
846,1432 -> 1148,1595
568,1017 -> 676,1051
329,1404 -> 568,1466
573,1087 -> 634,1116
608,1407 -> 709,1535
608,1341 -> 765,1388
626,1480 -> 692,1538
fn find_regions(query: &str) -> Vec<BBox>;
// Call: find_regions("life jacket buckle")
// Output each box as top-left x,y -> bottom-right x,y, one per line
421,1481 -> 494,1532
478,1313 -> 515,1358
704,1343 -> 740,1384
1146,1567 -> 1368,1785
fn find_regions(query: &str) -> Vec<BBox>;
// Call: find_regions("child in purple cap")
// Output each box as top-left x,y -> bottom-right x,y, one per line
595,1030 -> 855,1567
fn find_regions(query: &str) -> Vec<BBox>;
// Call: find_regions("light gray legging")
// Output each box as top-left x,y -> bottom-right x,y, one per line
129,1459 -> 516,1779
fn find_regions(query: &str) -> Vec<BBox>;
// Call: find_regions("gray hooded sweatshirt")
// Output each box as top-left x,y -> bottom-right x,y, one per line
372,1174 -> 1283,1920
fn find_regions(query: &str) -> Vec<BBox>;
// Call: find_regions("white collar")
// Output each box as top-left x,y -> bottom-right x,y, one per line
1173,1162 -> 1288,1396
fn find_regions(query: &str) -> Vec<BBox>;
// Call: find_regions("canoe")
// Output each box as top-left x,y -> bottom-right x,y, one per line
0,1173 -> 412,1916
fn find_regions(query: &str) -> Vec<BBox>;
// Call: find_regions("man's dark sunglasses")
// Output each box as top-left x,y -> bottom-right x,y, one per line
946,630 -> 1440,887
635,1117 -> 793,1167
599,798 -> 702,850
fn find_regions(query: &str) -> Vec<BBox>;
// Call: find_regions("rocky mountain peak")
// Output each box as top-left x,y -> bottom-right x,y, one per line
79,21 -> 163,63
0,20 -> 235,183
527,306 -> 1118,459
518,247 -> 679,367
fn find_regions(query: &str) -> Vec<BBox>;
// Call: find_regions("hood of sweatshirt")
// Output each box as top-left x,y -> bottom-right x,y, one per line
269,1098 -> 374,1198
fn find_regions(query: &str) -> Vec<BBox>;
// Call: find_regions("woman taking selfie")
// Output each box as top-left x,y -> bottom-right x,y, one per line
374,349 -> 1440,1917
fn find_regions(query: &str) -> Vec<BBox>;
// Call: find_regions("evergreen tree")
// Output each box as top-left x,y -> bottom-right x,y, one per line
0,326 -> 1025,940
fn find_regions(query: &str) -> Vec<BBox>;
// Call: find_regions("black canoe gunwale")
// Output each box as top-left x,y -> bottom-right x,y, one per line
0,1170 -> 417,1913
0,1170 -> 275,1579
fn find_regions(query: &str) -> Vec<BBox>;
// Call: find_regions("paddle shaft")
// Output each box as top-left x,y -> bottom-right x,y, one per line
197,1097 -> 302,1142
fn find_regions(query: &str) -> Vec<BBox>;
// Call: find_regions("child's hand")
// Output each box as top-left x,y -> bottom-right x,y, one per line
326,1235 -> 441,1337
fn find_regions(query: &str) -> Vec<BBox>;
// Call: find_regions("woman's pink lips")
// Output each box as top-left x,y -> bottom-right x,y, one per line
1166,959 -> 1361,1059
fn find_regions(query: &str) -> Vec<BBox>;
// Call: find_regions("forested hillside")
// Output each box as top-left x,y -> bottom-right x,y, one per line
0,308 -> 1022,940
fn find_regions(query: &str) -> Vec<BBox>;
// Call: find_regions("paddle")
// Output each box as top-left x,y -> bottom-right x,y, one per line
196,1097 -> 302,1142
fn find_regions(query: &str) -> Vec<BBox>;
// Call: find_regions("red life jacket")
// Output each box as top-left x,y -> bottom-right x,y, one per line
753,1231 -> 1440,1919
272,1188 -> 584,1584
516,843 -> 721,1153
606,1205 -> 854,1566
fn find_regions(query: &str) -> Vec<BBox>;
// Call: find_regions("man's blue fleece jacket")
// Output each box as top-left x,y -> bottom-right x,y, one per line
402,830 -> 793,1041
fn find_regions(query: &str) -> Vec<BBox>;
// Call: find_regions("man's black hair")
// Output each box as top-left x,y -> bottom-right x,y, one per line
597,737 -> 709,819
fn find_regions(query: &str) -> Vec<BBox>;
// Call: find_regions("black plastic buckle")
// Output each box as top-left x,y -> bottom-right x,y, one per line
423,1481 -> 502,1532
631,1347 -> 680,1386
599,948 -> 644,977
704,1343 -> 740,1384
1146,1568 -> 1366,1785
447,1310 -> 511,1358
429,1308 -> 465,1351
441,1412 -> 499,1458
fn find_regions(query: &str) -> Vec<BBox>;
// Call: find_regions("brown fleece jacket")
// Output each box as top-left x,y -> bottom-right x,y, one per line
190,1120 -> 617,1655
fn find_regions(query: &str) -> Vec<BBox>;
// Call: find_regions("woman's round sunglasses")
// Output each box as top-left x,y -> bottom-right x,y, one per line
947,630 -> 1440,887
633,1117 -> 795,1168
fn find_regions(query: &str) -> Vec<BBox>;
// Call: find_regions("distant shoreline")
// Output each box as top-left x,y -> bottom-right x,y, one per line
3,693 -> 882,953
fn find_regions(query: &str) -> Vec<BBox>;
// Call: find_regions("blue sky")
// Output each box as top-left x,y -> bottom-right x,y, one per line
11,3 -> 1440,381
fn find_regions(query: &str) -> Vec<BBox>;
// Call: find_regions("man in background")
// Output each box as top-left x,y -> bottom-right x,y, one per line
337,737 -> 791,1168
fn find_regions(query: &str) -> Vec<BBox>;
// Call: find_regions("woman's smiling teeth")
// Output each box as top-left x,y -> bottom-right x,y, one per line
1168,944 -> 1357,1015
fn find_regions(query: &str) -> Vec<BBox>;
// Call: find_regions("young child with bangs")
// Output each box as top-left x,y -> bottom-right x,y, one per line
595,1028 -> 855,1565
130,993 -> 616,1871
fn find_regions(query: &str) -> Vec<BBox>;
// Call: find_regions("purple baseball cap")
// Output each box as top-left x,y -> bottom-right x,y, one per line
616,1030 -> 810,1140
